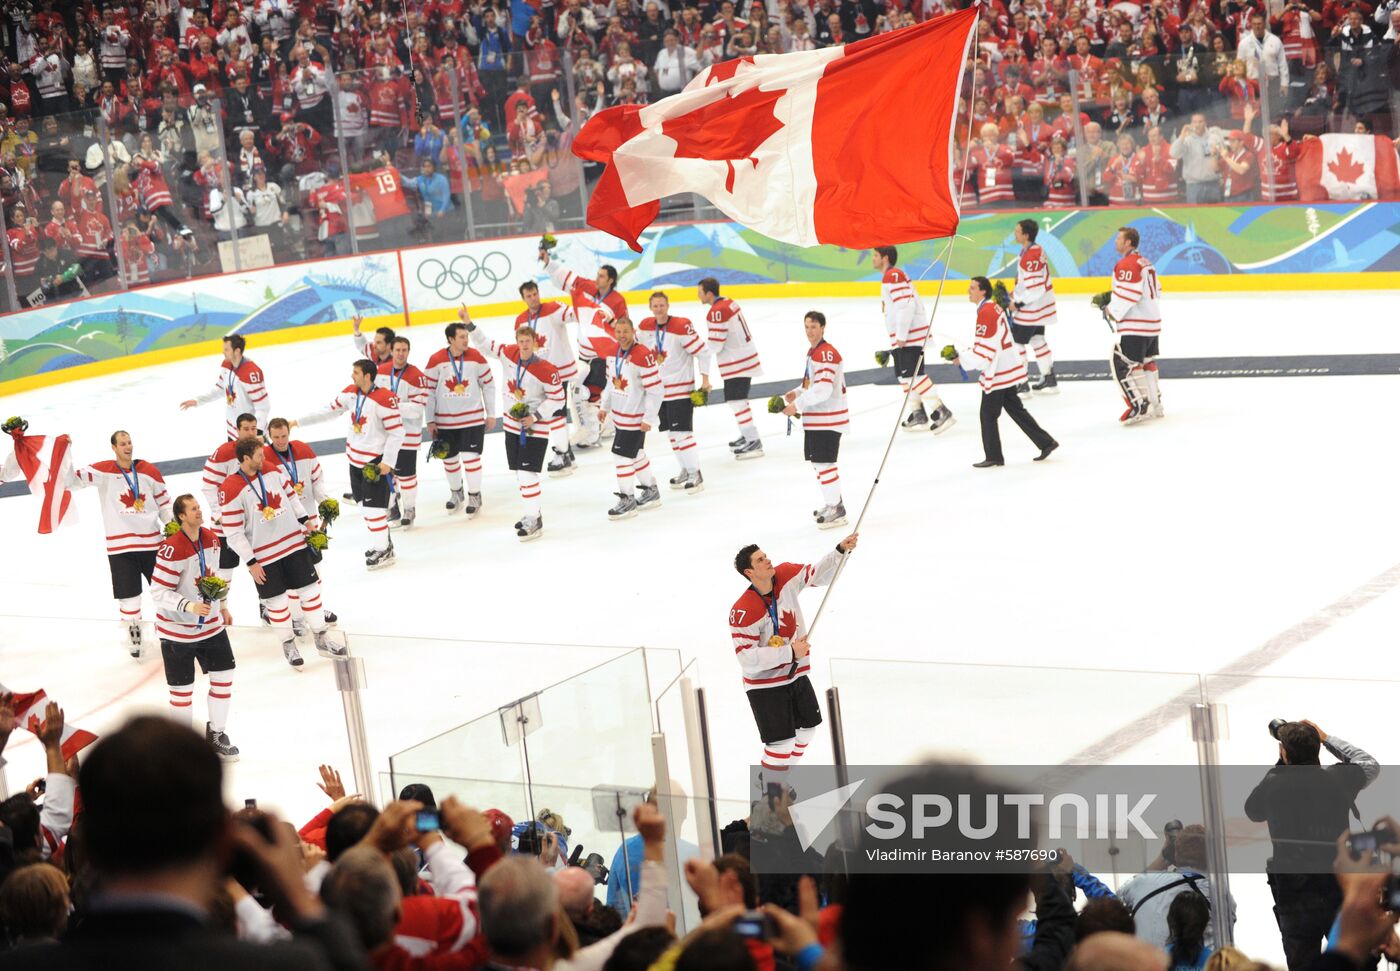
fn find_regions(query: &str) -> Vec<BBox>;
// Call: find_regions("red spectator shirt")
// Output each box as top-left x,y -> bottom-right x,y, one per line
350,168 -> 413,221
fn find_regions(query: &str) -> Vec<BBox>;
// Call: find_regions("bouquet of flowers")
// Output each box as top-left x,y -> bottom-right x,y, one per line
361,463 -> 383,483
992,280 -> 1012,310
429,437 -> 452,460
689,387 -> 709,407
767,395 -> 792,415
509,402 -> 531,445
163,520 -> 180,536
1,416 -> 28,436
318,498 -> 340,528
1091,291 -> 1112,311
538,233 -> 558,255
940,344 -> 959,362
197,575 -> 230,602
306,528 -> 330,563
874,349 -> 891,367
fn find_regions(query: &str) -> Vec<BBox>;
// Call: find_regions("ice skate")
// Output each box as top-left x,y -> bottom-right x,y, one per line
929,405 -> 956,435
1030,371 -> 1058,394
1015,381 -> 1032,398
282,638 -> 304,669
516,515 -> 543,541
365,543 -> 396,570
446,488 -> 464,512
668,470 -> 689,490
399,508 -> 415,529
607,492 -> 638,520
683,471 -> 705,494
206,723 -> 240,762
728,435 -> 746,450
635,484 -> 662,512
314,629 -> 347,658
815,502 -> 847,529
547,448 -> 576,477
733,439 -> 764,460
124,621 -> 143,659
465,493 -> 482,519
901,404 -> 928,431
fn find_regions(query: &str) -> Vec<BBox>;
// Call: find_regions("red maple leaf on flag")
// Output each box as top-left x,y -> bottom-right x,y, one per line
118,490 -> 138,508
779,609 -> 797,638
1328,147 -> 1366,184
662,79 -> 786,194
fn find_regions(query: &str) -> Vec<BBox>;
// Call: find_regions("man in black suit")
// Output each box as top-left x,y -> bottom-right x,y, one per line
0,716 -> 369,971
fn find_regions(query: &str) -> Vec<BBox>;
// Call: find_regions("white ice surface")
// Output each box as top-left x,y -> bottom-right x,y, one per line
1,290 -> 1397,962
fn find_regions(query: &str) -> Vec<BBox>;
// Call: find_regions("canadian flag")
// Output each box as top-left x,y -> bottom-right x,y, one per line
575,8 -> 979,252
2,423 -> 75,534
0,685 -> 99,762
1296,133 -> 1400,202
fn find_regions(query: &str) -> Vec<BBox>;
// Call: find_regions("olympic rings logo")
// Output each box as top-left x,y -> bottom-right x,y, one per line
417,251 -> 512,300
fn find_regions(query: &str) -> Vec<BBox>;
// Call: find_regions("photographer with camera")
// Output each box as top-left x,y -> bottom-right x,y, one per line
1245,719 -> 1379,971
1117,823 -> 1236,957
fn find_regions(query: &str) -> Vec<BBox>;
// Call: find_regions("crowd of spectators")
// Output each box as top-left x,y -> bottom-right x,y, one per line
1,699 -> 1397,971
0,0 -> 1397,306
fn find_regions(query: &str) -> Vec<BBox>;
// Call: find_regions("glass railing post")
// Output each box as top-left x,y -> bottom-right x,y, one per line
324,71 -> 360,255
1191,699 -> 1236,949
0,200 -> 20,309
94,115 -> 132,287
333,654 -> 376,803
1068,70 -> 1092,208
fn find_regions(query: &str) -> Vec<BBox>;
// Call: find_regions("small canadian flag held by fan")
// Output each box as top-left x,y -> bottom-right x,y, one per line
1296,133 -> 1400,202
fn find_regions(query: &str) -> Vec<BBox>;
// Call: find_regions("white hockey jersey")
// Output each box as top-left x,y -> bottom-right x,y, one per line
469,330 -> 565,441
296,386 -> 405,469
599,340 -> 663,432
423,347 -> 497,430
1011,243 -> 1057,327
263,441 -> 328,505
200,440 -> 242,536
794,340 -> 848,433
968,299 -> 1028,393
70,459 -> 173,555
728,548 -> 846,690
517,301 -> 579,384
545,261 -> 626,362
636,315 -> 710,402
1106,250 -> 1162,338
218,466 -> 310,567
881,267 -> 928,347
191,359 -> 269,439
151,527 -> 227,643
704,297 -> 763,381
377,362 -> 430,447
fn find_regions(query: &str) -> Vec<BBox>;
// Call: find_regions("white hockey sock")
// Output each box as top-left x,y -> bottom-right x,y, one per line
365,510 -> 390,551
517,471 -> 541,517
549,420 -> 571,455
1030,334 -> 1053,374
263,593 -> 292,635
444,457 -> 463,491
118,597 -> 142,625
791,725 -> 817,763
667,432 -> 696,472
463,453 -> 483,494
633,453 -> 656,488
910,374 -> 941,409
613,454 -> 636,493
1014,341 -> 1030,369
294,582 -> 327,632
168,683 -> 194,725
729,400 -> 759,442
761,736 -> 795,774
814,463 -> 842,507
207,670 -> 233,733
399,474 -> 418,513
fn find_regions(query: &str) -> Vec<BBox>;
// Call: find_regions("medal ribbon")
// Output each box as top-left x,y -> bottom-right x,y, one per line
118,463 -> 143,507
654,321 -> 665,359
449,349 -> 465,388
239,469 -> 271,512
390,364 -> 406,397
614,343 -> 627,387
194,536 -> 209,628
752,585 -> 781,640
226,365 -> 237,400
275,446 -> 299,487
352,389 -> 367,431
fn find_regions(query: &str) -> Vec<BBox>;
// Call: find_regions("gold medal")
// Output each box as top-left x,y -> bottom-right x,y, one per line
225,392 -> 235,405
656,352 -> 667,364
452,382 -> 467,393
293,482 -> 305,495
262,506 -> 277,521
802,377 -> 810,389
513,388 -> 525,401
132,498 -> 145,512
351,419 -> 365,434
612,377 -> 623,389
768,635 -> 785,647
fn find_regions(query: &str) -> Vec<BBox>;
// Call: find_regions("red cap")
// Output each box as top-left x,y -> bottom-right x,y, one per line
1228,129 -> 1244,140
483,808 -> 514,847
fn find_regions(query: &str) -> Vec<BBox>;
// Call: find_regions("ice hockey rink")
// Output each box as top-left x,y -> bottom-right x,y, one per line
2,288 -> 1398,961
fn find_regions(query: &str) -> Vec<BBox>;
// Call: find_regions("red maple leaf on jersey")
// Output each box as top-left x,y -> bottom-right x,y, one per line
118,490 -> 139,508
613,375 -> 629,391
259,493 -> 282,514
1328,147 -> 1366,184
779,609 -> 797,638
661,75 -> 786,194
